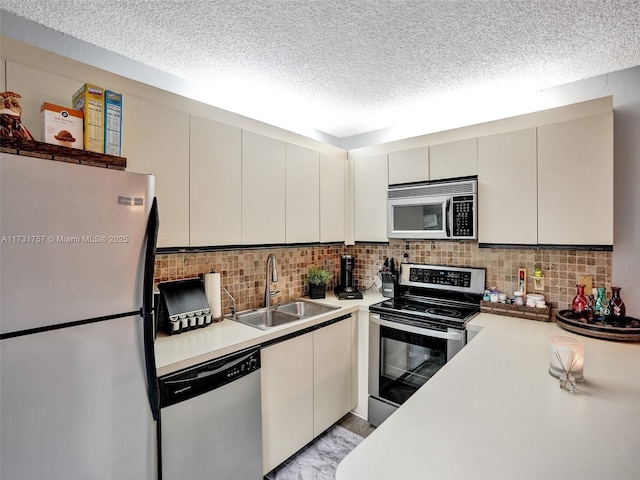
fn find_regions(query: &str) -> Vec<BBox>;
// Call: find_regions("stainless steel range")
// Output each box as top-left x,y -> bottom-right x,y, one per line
368,263 -> 485,426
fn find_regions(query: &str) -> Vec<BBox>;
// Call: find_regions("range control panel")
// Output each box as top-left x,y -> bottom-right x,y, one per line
398,263 -> 486,295
409,267 -> 472,288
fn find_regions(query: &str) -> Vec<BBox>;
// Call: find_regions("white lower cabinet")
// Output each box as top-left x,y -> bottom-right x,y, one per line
313,318 -> 354,437
261,332 -> 314,475
261,316 -> 356,474
352,309 -> 369,419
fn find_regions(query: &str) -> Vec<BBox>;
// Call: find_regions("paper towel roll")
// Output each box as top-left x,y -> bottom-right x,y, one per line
204,272 -> 222,320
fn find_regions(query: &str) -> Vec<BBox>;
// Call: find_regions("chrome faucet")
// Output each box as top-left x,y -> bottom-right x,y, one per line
264,253 -> 279,308
222,286 -> 236,319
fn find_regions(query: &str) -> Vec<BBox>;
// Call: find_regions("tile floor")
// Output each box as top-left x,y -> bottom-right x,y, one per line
263,413 -> 375,480
336,413 -> 376,438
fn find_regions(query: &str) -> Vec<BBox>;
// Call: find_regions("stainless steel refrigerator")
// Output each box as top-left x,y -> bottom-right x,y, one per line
0,152 -> 160,479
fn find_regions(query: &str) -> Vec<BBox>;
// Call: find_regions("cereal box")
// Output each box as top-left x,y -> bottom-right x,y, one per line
40,103 -> 84,150
104,90 -> 122,156
72,83 -> 104,153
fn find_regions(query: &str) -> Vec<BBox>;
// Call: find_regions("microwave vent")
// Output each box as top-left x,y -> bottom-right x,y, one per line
388,180 -> 476,199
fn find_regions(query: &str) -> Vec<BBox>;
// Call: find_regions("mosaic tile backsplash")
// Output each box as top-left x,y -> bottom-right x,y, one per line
154,241 -> 612,315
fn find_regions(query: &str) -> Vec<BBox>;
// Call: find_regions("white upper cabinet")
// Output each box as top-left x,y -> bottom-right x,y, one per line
537,113 -> 613,246
320,153 -> 346,243
122,96 -> 190,248
242,131 -> 286,245
429,137 -> 478,180
387,139 -> 477,186
477,128 -> 537,245
285,144 -> 320,243
354,154 -> 389,242
388,147 -> 429,185
189,116 -> 242,247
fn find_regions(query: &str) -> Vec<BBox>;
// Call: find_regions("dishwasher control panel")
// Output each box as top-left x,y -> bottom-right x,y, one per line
226,355 -> 259,379
159,348 -> 260,408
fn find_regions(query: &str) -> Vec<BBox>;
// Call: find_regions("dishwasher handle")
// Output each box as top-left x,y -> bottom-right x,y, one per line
159,348 -> 260,408
164,350 -> 258,385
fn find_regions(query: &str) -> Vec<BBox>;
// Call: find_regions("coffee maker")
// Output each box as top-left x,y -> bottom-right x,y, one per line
334,255 -> 363,300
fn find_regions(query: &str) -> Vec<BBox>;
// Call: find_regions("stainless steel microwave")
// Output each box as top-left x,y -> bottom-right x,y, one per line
387,178 -> 477,240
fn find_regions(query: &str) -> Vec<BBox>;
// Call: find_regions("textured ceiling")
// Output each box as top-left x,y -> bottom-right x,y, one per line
1,0 -> 640,143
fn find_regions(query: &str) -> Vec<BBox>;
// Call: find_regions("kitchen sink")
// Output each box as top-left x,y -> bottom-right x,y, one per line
275,300 -> 339,318
229,300 -> 339,330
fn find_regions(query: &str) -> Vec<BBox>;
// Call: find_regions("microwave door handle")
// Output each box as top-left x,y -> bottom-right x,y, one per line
445,198 -> 451,237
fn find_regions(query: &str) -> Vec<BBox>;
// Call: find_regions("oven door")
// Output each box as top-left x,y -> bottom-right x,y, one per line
368,313 -> 465,426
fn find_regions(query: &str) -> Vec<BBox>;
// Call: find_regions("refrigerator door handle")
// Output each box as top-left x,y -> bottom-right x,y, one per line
142,197 -> 160,421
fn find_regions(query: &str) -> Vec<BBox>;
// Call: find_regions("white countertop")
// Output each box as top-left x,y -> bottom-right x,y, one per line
154,291 -> 384,376
337,313 -> 640,480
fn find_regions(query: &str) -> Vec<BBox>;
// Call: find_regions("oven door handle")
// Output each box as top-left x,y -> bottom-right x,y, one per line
370,314 -> 464,342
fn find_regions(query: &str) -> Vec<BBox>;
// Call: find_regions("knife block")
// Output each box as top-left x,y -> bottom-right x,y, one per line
382,278 -> 397,298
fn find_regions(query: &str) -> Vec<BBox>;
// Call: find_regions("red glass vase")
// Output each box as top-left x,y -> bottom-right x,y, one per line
608,286 -> 626,318
571,284 -> 589,314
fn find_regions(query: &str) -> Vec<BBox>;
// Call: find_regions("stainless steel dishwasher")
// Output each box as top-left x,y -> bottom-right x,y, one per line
158,347 -> 262,480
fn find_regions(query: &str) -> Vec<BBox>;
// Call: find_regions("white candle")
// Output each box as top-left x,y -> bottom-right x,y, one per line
549,335 -> 584,381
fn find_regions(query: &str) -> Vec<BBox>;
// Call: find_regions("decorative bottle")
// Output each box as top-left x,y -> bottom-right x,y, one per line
571,284 -> 589,317
593,287 -> 607,320
608,287 -> 626,318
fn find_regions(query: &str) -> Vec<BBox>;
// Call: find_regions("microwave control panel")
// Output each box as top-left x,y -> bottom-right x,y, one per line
451,195 -> 474,237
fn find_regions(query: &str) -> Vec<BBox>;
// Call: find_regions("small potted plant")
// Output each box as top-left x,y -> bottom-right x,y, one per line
305,266 -> 332,299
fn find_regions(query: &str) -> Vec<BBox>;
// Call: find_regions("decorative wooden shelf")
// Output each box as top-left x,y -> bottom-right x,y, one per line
480,300 -> 553,322
0,137 -> 126,170
556,310 -> 640,342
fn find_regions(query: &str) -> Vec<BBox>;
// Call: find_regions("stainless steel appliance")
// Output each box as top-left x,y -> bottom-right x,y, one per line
0,152 -> 159,478
368,263 -> 485,426
387,177 -> 477,240
158,348 -> 262,480
335,254 -> 363,300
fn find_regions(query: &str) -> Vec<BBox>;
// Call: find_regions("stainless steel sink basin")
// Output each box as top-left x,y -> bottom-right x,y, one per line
275,300 -> 339,318
229,300 -> 339,330
232,308 -> 300,330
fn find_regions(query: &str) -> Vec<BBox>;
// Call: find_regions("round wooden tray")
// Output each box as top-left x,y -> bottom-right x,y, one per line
556,310 -> 640,342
